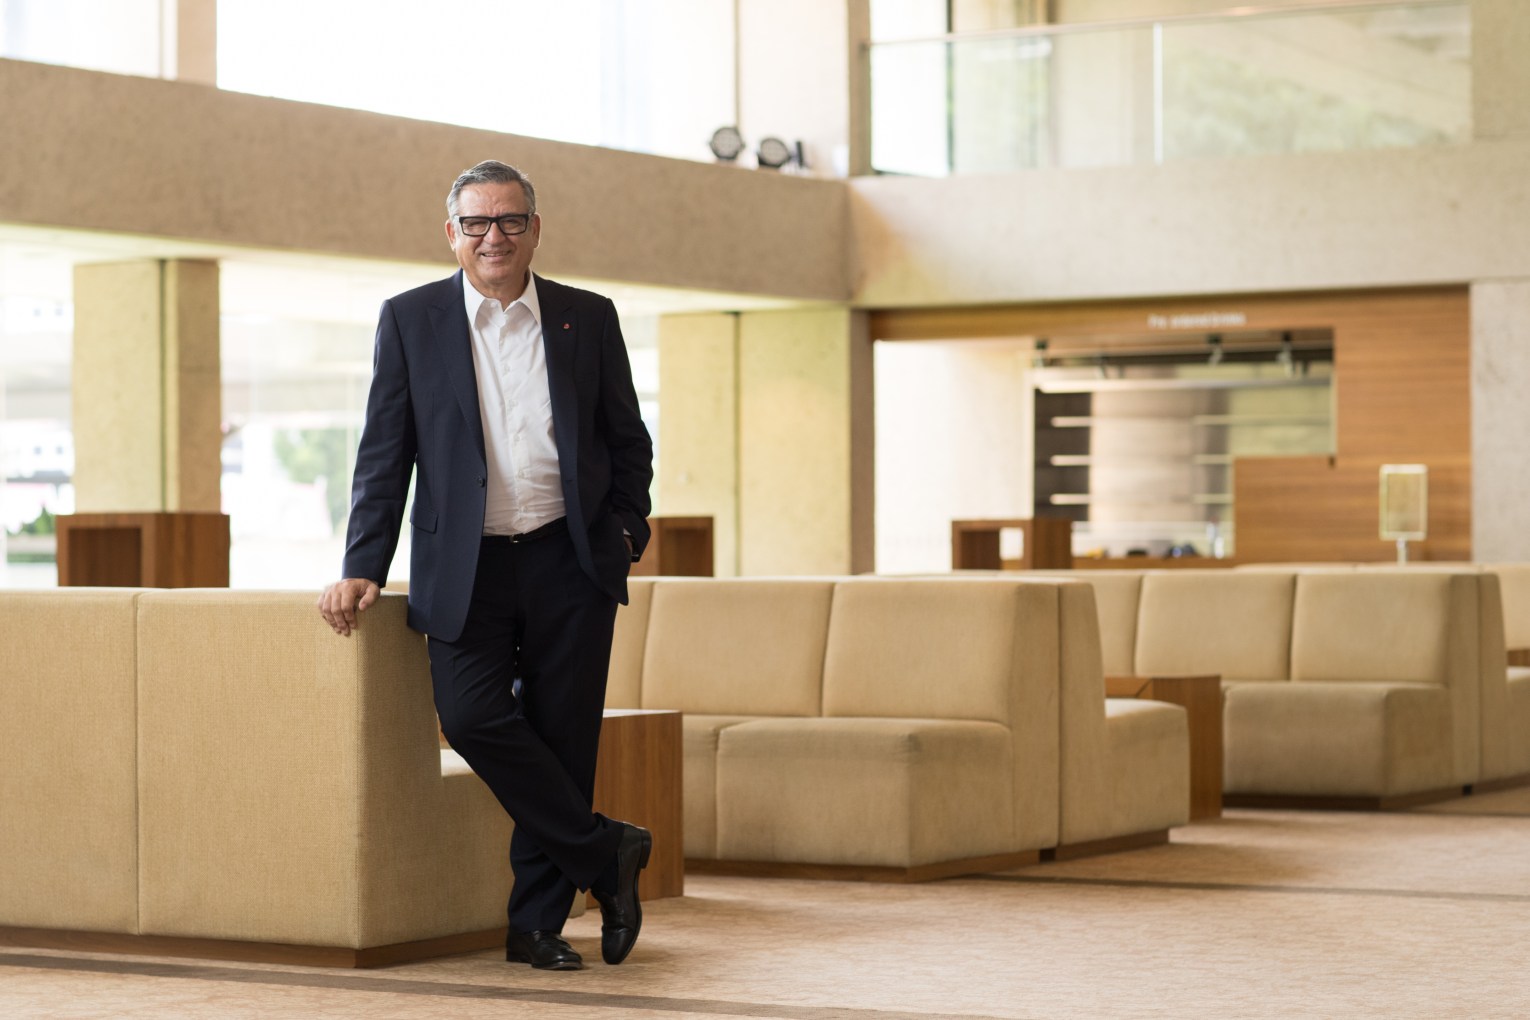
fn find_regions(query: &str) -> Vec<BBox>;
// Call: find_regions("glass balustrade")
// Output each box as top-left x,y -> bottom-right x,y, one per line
870,1 -> 1471,176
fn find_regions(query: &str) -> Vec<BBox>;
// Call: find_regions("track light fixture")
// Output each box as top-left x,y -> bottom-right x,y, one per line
1207,334 -> 1224,366
756,136 -> 793,170
708,126 -> 745,163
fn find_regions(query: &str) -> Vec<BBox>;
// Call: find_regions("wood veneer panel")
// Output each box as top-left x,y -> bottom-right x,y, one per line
0,925 -> 506,968
868,287 -> 1466,343
592,710 -> 684,900
56,512 -> 230,587
687,850 -> 1040,883
1040,829 -> 1170,862
1234,455 -> 1470,563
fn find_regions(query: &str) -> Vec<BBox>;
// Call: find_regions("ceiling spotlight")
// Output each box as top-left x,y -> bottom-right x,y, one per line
756,136 -> 793,170
709,126 -> 745,163
1277,331 -> 1295,376
1207,334 -> 1224,366
1031,338 -> 1050,370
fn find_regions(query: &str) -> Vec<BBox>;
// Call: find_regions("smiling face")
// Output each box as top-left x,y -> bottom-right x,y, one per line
445,182 -> 541,304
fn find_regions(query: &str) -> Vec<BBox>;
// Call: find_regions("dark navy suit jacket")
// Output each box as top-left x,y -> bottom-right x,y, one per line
341,271 -> 653,643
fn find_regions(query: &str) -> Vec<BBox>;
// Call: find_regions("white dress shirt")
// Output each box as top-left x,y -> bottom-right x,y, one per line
463,274 -> 566,536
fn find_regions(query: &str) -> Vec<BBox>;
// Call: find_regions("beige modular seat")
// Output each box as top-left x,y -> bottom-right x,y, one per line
638,577 -> 837,861
134,590 -> 520,961
1226,571 -> 1482,800
1036,567 -> 1501,805
1050,579 -> 1190,853
711,578 -> 1061,873
619,574 -> 1186,877
1487,564 -> 1530,782
0,589 -> 143,936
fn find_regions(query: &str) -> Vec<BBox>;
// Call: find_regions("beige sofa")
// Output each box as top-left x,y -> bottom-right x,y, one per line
1025,568 -> 1507,805
1236,561 -> 1530,788
608,576 -> 1188,877
1,589 -> 528,966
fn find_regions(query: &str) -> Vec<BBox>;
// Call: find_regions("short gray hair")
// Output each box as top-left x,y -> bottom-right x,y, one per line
446,160 -> 537,217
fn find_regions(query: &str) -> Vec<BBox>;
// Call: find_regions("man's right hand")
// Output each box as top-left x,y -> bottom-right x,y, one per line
318,578 -> 381,637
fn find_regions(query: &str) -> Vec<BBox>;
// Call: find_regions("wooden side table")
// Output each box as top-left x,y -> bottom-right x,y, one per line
630,516 -> 714,577
951,518 -> 1073,571
1105,674 -> 1224,820
593,709 -> 684,900
56,511 -> 230,587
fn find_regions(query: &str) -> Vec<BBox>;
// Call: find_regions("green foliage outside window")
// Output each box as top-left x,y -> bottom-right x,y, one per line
273,429 -> 352,533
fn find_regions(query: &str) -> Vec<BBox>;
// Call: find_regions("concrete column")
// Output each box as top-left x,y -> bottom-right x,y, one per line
162,0 -> 217,84
1471,279 -> 1530,561
1473,0 -> 1530,142
72,259 -> 221,513
658,312 -> 742,576
738,307 -> 873,575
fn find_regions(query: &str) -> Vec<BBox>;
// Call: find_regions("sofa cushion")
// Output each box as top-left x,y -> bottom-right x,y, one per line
1290,572 -> 1457,683
606,577 -> 655,709
1224,681 -> 1455,797
822,578 -> 1054,725
713,717 -> 1014,867
1135,571 -> 1296,682
681,715 -> 756,859
1018,570 -> 1142,677
641,579 -> 834,717
1491,564 -> 1530,649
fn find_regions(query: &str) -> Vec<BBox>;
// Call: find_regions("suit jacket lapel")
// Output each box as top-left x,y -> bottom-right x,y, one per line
537,274 -> 580,480
427,271 -> 487,463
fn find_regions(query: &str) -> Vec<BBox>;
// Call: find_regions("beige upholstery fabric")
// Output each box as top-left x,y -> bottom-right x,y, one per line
1015,571 -> 1143,677
1470,574 -> 1528,781
606,577 -> 655,709
1291,572 -> 1458,683
641,579 -> 834,717
714,717 -> 1015,867
1100,699 -> 1191,832
0,589 -> 142,933
1135,571 -> 1296,682
823,578 -> 1061,852
1506,668 -> 1530,779
681,715 -> 756,859
136,590 -> 514,949
823,579 -> 1047,724
1224,682 -> 1454,796
1482,565 -> 1530,780
1290,572 -> 1479,787
1055,582 -> 1190,845
1486,564 -> 1530,647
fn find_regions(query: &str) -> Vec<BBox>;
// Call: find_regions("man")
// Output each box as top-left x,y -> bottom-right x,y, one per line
318,160 -> 655,971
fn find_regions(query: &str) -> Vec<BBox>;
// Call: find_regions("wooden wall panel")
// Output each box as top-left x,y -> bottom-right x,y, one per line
1233,456 -> 1470,563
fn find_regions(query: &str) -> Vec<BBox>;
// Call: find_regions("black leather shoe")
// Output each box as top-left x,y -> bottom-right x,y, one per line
505,930 -> 583,970
591,822 -> 652,964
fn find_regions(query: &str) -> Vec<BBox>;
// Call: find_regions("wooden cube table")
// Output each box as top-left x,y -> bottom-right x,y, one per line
593,709 -> 684,900
1105,675 -> 1223,820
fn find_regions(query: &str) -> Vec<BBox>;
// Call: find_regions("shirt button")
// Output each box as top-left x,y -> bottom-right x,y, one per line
476,476 -> 485,487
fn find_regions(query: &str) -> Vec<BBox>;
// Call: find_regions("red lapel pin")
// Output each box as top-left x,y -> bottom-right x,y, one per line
562,322 -> 571,330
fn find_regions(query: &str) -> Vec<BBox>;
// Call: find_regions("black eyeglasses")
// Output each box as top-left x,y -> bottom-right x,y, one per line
456,214 -> 532,237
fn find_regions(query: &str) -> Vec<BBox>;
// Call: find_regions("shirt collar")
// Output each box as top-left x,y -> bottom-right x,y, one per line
463,272 -> 542,329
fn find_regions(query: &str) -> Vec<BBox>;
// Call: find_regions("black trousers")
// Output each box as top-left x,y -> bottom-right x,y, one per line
427,522 -> 623,933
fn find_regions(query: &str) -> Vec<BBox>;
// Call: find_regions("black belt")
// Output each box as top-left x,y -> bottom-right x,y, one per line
481,517 -> 567,546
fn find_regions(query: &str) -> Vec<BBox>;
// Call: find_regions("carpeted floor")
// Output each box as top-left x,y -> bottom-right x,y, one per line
5,794 -> 1530,1019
